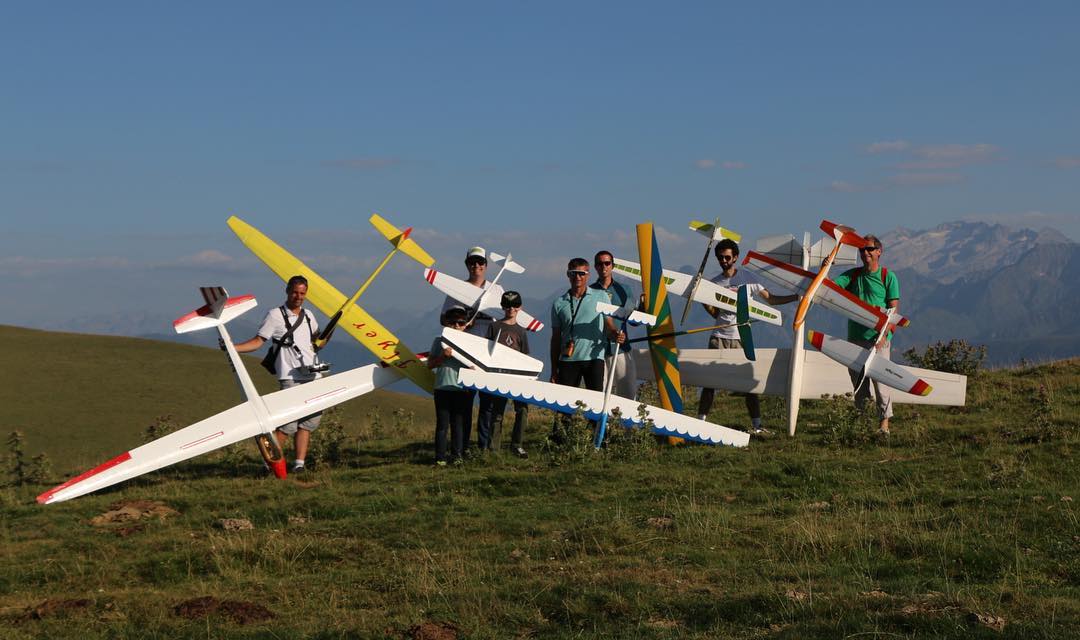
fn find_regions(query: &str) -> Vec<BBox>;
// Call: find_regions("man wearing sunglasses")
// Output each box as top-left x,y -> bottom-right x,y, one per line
550,258 -> 611,394
590,250 -> 636,399
832,235 -> 900,435
696,239 -> 798,433
440,246 -> 505,339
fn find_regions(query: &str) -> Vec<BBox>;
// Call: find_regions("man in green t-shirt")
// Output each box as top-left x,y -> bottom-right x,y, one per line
831,235 -> 900,434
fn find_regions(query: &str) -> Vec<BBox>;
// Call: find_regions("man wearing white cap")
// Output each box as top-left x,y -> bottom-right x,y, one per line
440,246 -> 505,338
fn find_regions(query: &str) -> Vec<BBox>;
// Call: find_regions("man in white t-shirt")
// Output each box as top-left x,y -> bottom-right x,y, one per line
231,275 -> 324,472
696,239 -> 797,433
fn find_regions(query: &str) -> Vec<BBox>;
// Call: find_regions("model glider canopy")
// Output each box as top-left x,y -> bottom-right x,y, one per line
807,330 -> 932,396
742,251 -> 909,334
423,268 -> 544,332
612,258 -> 783,327
458,369 -> 750,447
227,215 -> 435,393
439,327 -> 544,377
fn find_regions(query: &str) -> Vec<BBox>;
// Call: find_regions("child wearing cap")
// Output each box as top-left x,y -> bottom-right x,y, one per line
428,307 -> 472,465
478,291 -> 531,458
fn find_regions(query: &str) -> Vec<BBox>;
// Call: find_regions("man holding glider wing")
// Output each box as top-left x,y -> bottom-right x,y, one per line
229,275 -> 325,472
831,234 -> 900,435
696,239 -> 797,433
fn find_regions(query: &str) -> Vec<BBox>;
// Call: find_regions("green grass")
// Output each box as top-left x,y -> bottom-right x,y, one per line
1,325 -> 1078,638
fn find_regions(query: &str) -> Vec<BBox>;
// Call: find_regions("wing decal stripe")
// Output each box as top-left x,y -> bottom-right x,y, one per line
36,452 -> 132,504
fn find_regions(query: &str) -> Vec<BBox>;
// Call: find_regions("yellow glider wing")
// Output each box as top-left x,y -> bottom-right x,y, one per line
227,216 -> 434,393
369,213 -> 436,267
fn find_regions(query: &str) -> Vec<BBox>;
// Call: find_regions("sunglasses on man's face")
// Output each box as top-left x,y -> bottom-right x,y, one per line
451,320 -> 468,326
467,260 -> 486,267
567,270 -> 588,278
595,260 -> 612,267
860,246 -> 881,253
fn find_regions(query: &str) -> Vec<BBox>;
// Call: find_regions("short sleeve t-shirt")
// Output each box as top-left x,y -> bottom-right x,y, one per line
706,271 -> 765,340
589,280 -> 635,353
551,288 -> 608,362
831,267 -> 900,341
429,336 -> 464,390
257,306 -> 320,381
486,321 -> 530,355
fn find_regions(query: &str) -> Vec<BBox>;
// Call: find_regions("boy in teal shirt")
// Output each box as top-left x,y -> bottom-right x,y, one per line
428,307 -> 472,464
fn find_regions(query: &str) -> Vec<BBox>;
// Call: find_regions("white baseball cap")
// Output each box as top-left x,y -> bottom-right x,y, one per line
465,246 -> 487,261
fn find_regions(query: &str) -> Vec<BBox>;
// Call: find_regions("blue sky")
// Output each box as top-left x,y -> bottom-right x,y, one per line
4,2 -> 1079,333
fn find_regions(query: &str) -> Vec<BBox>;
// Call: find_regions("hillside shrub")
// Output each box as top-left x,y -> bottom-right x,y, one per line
5,431 -> 51,486
143,415 -> 181,443
904,339 -> 986,376
307,407 -> 349,467
819,394 -> 874,447
603,406 -> 658,460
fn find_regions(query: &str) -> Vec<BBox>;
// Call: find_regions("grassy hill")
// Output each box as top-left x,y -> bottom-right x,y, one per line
0,327 -> 1077,638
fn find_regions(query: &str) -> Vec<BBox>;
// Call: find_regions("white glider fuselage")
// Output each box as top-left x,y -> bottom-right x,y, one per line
423,268 -> 544,332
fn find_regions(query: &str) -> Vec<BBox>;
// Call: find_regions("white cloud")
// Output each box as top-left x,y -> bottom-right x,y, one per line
720,160 -> 747,170
887,173 -> 965,187
695,158 -> 716,169
1053,156 -> 1080,169
897,143 -> 1000,169
321,157 -> 401,170
174,249 -> 234,266
865,140 -> 910,154
1,256 -> 131,277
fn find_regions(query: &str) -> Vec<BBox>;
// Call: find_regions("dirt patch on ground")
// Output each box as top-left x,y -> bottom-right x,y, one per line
217,518 -> 254,531
405,621 -> 459,640
19,598 -> 92,621
173,596 -> 274,624
90,500 -> 179,527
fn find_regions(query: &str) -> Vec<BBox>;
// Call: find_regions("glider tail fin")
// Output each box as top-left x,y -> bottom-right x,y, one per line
369,213 -> 436,267
173,288 -> 258,334
489,252 -> 525,274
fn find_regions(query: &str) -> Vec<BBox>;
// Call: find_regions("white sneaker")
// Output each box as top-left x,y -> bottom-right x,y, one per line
291,461 -> 306,473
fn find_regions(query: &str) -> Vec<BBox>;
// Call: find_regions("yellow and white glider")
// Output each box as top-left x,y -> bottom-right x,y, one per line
227,216 -> 435,393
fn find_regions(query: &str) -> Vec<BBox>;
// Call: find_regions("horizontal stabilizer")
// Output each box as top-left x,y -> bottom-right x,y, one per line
595,301 -> 657,327
755,234 -> 802,265
489,252 -> 525,274
369,213 -> 435,267
689,220 -> 741,243
173,292 -> 257,334
459,370 -> 749,447
820,220 -> 868,248
441,328 -> 543,377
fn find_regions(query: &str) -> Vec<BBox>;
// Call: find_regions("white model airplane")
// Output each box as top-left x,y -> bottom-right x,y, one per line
433,311 -> 748,447
612,258 -> 784,327
423,255 -> 544,332
741,250 -> 909,336
631,348 -> 962,406
458,369 -> 749,447
679,219 -> 742,326
806,329 -> 933,397
38,287 -> 402,505
594,301 -> 657,447
785,220 -> 870,331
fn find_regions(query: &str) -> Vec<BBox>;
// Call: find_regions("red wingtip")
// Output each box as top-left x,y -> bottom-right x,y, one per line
37,451 -> 133,504
807,330 -> 824,350
909,379 -> 932,396
401,226 -> 413,239
271,459 -> 288,479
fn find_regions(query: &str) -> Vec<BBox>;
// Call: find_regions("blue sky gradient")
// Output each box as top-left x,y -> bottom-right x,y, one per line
4,2 -> 1079,333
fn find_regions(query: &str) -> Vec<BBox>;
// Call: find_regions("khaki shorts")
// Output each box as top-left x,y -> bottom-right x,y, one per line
277,378 -> 323,434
